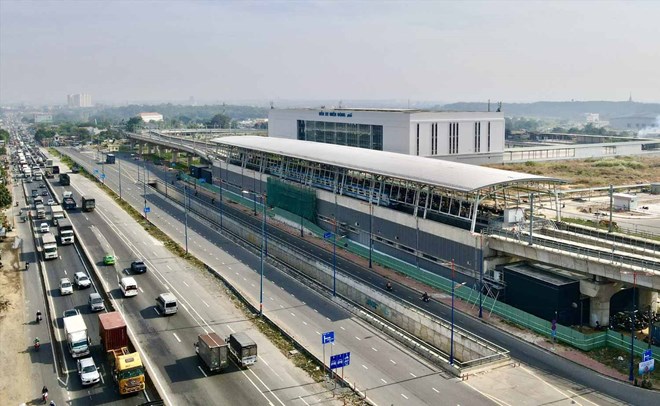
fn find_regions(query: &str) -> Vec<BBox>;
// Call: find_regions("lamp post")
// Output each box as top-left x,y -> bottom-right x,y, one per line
629,271 -> 637,382
184,185 -> 189,254
118,157 -> 122,200
243,190 -> 266,316
368,202 -> 373,268
143,152 -> 148,220
300,187 -> 305,238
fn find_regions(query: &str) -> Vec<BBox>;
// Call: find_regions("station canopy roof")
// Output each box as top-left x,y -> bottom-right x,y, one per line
213,136 -> 564,193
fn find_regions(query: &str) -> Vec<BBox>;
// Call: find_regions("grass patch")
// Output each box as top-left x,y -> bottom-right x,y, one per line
589,346 -> 657,388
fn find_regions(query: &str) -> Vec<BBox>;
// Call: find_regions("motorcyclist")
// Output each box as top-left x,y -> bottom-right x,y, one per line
26,261 -> 30,270
34,337 -> 41,346
42,385 -> 48,402
36,310 -> 42,323
385,281 -> 392,291
422,292 -> 430,302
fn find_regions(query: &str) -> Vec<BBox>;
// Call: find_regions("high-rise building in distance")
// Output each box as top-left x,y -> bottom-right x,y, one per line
67,93 -> 92,108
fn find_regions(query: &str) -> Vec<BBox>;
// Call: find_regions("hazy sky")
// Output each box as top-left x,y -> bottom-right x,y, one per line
1,0 -> 659,105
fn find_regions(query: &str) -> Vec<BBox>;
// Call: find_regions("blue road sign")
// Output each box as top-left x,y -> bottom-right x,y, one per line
330,352 -> 350,369
144,207 -> 151,213
322,331 -> 334,345
643,349 -> 653,362
100,173 -> 106,179
199,178 -> 206,183
170,162 -> 176,167
323,232 -> 332,239
93,169 -> 99,174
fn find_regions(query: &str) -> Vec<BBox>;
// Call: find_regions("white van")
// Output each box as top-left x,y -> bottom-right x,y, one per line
63,190 -> 73,199
120,277 -> 138,297
156,292 -> 178,315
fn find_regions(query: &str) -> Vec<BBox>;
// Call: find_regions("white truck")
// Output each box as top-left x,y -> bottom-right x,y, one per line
42,232 -> 58,259
63,314 -> 91,358
50,204 -> 65,226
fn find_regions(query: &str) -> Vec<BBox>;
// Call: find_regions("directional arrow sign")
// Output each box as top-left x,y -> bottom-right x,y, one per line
321,331 -> 334,345
100,173 -> 106,179
323,232 -> 332,239
144,207 -> 151,213
330,352 -> 350,369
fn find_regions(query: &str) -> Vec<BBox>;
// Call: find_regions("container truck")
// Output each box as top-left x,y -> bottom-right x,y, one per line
227,332 -> 258,367
50,204 -> 65,225
99,312 -> 146,395
35,204 -> 46,219
63,314 -> 91,358
60,173 -> 70,186
81,196 -> 95,212
57,218 -> 74,244
42,232 -> 58,259
195,333 -> 229,373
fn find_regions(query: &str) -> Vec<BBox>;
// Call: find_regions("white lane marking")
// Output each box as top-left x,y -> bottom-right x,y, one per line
362,365 -> 368,370
173,333 -> 181,343
290,312 -> 296,317
298,396 -> 310,406
166,265 -> 172,270
390,360 -> 396,364
432,387 -> 439,393
183,281 -> 189,287
153,307 -> 160,315
519,365 -> 585,405
302,321 -> 307,326
410,372 -> 416,378
340,326 -> 345,330
372,347 -> 378,352
355,336 -> 361,341
227,324 -> 235,333
381,378 -> 387,384
138,286 -> 144,293
315,331 -> 320,335
198,366 -> 208,377
401,394 -> 408,400
63,270 -> 67,275
202,300 -> 209,308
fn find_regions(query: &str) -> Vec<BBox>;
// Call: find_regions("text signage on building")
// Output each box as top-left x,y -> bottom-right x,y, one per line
319,111 -> 353,118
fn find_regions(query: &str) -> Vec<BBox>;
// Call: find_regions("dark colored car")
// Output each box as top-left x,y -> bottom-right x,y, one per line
130,260 -> 147,273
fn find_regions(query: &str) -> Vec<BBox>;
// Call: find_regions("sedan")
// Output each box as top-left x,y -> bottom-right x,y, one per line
39,183 -> 46,188
39,222 -> 49,233
47,199 -> 55,206
74,272 -> 91,289
77,357 -> 100,385
41,190 -> 48,196
103,254 -> 116,265
59,278 -> 73,295
62,308 -> 79,319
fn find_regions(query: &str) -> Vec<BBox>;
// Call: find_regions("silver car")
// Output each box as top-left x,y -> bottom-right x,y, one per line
88,292 -> 105,312
74,272 -> 91,289
77,357 -> 100,385
59,278 -> 73,295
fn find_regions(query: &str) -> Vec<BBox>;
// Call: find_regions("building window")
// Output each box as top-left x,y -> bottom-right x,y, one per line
449,122 -> 459,154
431,123 -> 438,155
298,120 -> 383,150
487,122 -> 491,152
416,124 -> 420,155
474,122 -> 481,153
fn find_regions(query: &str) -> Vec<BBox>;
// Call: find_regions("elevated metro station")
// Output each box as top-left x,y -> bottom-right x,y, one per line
128,132 -> 660,328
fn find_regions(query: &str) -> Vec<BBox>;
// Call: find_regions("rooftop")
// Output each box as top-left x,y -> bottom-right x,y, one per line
275,107 -> 500,114
213,136 -> 563,193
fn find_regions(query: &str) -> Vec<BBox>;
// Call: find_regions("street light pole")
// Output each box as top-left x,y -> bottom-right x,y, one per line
368,202 -> 373,269
184,185 -> 189,254
629,271 -> 637,382
259,193 -> 266,316
143,154 -> 148,220
118,157 -> 122,200
450,259 -> 456,365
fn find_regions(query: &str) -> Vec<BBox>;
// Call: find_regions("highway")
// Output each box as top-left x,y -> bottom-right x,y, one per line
44,154 -> 340,405
60,149 -> 494,405
67,146 -> 660,404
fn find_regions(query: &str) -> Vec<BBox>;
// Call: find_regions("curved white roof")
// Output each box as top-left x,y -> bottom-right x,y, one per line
213,136 -> 563,193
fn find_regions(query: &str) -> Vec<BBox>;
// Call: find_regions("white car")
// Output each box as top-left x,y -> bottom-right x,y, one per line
39,222 -> 49,233
47,199 -> 55,206
59,278 -> 73,295
77,357 -> 100,385
74,272 -> 91,289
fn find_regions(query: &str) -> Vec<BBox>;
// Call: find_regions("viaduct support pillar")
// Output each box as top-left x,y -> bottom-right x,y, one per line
639,288 -> 659,313
580,278 -> 622,327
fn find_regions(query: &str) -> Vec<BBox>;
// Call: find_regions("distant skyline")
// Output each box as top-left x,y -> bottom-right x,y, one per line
1,1 -> 659,106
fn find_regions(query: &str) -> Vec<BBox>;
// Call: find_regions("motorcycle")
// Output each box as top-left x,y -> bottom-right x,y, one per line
36,312 -> 42,324
421,293 -> 430,303
42,391 -> 48,403
34,341 -> 41,352
385,282 -> 393,291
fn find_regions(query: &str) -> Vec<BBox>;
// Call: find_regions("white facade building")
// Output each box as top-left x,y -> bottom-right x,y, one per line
138,112 -> 164,122
67,93 -> 92,108
268,108 -> 505,164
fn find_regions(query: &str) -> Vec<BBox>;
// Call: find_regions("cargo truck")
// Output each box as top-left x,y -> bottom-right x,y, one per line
46,158 -> 53,167
63,197 -> 77,210
99,312 -> 146,395
50,204 -> 65,225
57,218 -> 75,244
195,333 -> 229,373
63,314 -> 91,358
106,154 -> 116,164
60,173 -> 70,186
81,196 -> 95,212
42,232 -> 58,259
227,332 -> 258,367
35,204 -> 46,219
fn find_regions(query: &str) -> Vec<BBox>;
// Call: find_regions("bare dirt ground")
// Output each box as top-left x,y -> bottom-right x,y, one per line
0,238 -> 30,404
489,155 -> 660,188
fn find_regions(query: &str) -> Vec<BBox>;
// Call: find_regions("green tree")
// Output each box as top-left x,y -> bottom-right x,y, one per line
208,113 -> 231,128
0,185 -> 12,208
126,117 -> 143,132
